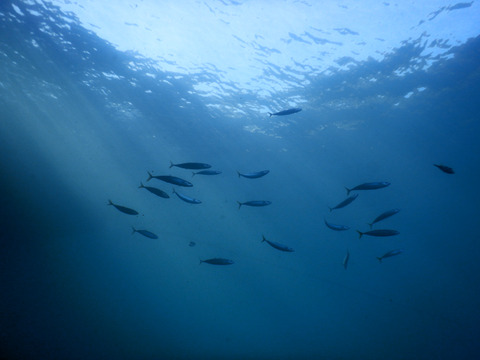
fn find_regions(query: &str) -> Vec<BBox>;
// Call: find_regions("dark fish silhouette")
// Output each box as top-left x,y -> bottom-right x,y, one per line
356,229 -> 399,239
268,108 -> 302,117
368,209 -> 400,229
345,182 -> 390,196
131,226 -> 158,239
138,182 -> 169,198
261,235 -> 294,252
329,194 -> 358,212
237,170 -> 270,179
192,170 -> 222,177
170,161 -> 211,170
237,200 -> 271,209
200,258 -> 234,265
324,218 -> 350,231
377,249 -> 404,262
172,188 -> 201,204
107,200 -> 138,215
434,164 -> 454,174
343,250 -> 350,270
147,171 -> 193,187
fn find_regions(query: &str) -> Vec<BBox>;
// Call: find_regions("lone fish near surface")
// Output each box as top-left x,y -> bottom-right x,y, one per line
131,226 -> 158,239
170,161 -> 211,170
356,229 -> 399,239
343,250 -> 350,270
434,164 -> 454,174
173,188 -> 202,204
237,170 -> 270,179
107,200 -> 138,215
237,200 -> 271,209
139,182 -> 170,199
377,249 -> 404,262
324,218 -> 350,231
329,194 -> 358,212
147,171 -> 193,187
268,108 -> 302,117
192,170 -> 222,177
368,209 -> 400,229
345,182 -> 390,196
200,258 -> 234,265
262,235 -> 294,252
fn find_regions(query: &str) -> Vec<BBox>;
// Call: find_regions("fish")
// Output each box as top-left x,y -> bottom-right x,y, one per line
138,182 -> 170,198
172,188 -> 201,204
324,218 -> 350,231
237,200 -> 271,209
434,164 -> 454,174
170,161 -> 211,170
192,170 -> 222,177
268,108 -> 302,117
377,249 -> 404,262
146,171 -> 193,187
131,226 -> 158,239
237,170 -> 270,179
188,241 -> 196,247
262,235 -> 294,252
356,229 -> 400,239
200,258 -> 234,265
345,182 -> 390,196
328,194 -> 358,212
107,200 -> 139,215
343,250 -> 350,270
368,209 -> 400,229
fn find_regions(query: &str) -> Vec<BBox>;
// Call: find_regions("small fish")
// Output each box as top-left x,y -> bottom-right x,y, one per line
356,229 -> 400,239
173,188 -> 201,204
237,170 -> 270,179
138,182 -> 170,198
324,218 -> 350,231
268,108 -> 302,117
107,200 -> 139,215
434,164 -> 454,174
188,241 -> 196,247
200,258 -> 234,265
170,161 -> 211,170
345,182 -> 390,196
368,209 -> 400,229
192,170 -> 222,177
328,194 -> 358,212
262,235 -> 294,252
377,249 -> 404,262
131,226 -> 158,239
343,250 -> 350,270
237,200 -> 271,209
147,171 -> 193,187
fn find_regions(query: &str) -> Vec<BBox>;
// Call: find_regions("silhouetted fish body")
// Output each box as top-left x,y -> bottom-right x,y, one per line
192,170 -> 222,177
268,108 -> 302,117
173,188 -> 201,204
170,161 -> 211,170
139,182 -> 169,198
324,218 -> 350,231
237,170 -> 270,179
262,235 -> 294,252
329,194 -> 358,212
147,171 -> 193,187
343,250 -> 350,270
200,258 -> 234,265
107,200 -> 138,215
368,209 -> 400,229
356,229 -> 399,239
377,249 -> 404,262
345,182 -> 390,196
131,226 -> 158,239
434,164 -> 454,174
237,200 -> 271,209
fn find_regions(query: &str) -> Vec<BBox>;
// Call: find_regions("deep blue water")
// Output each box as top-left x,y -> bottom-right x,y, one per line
1,1 -> 480,359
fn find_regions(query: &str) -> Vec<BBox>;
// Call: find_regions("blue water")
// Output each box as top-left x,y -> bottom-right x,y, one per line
1,1 -> 480,359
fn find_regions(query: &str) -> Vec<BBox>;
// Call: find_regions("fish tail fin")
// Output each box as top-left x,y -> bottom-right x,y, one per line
356,230 -> 363,239
169,161 -> 174,168
131,226 -> 136,235
345,187 -> 351,196
328,207 -> 333,212
172,187 -> 176,194
199,258 -> 203,265
268,113 -> 273,117
139,182 -> 144,189
237,201 -> 242,209
107,199 -> 113,206
376,257 -> 382,263
261,234 -> 266,242
192,171 -> 196,177
236,170 -> 241,178
147,171 -> 153,182
368,222 -> 373,229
